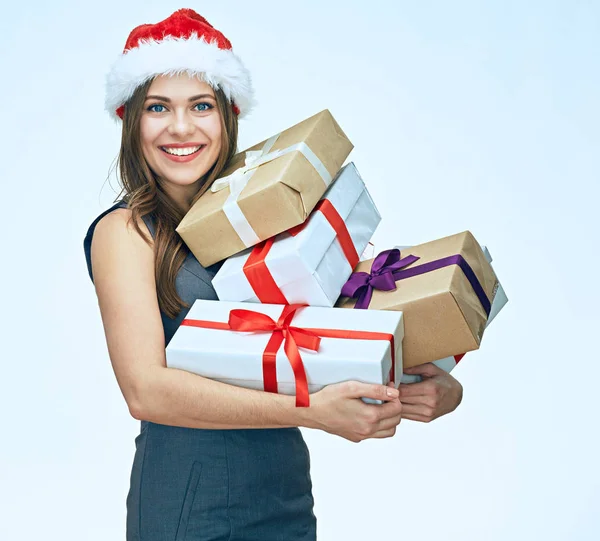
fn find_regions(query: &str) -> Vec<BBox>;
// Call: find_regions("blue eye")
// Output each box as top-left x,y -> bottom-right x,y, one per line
147,104 -> 166,113
194,102 -> 213,112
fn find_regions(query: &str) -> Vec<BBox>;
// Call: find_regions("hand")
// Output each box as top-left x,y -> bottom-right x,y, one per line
398,364 -> 463,423
305,381 -> 403,443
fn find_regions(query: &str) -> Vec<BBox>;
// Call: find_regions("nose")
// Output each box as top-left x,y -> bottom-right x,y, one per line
167,109 -> 195,138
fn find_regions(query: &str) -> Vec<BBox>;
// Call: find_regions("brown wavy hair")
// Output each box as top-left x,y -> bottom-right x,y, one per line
115,77 -> 238,318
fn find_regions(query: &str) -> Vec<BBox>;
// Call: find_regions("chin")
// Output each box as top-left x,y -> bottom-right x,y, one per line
167,173 -> 205,187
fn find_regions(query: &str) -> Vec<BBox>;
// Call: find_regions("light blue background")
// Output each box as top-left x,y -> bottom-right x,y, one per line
1,1 -> 598,539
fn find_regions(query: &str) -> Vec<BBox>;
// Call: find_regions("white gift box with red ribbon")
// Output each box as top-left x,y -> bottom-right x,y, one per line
399,245 -> 508,383
212,162 -> 381,307
165,300 -> 403,406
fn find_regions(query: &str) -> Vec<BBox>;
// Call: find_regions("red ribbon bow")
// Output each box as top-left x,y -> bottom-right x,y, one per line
181,305 -> 396,407
229,304 -> 319,407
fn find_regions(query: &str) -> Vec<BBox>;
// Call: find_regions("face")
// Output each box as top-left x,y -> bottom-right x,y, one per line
140,74 -> 222,195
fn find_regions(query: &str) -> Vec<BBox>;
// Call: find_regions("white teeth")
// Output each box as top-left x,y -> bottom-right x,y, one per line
162,146 -> 202,156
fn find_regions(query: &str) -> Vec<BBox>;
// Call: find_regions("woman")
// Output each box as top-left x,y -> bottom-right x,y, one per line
84,9 -> 462,541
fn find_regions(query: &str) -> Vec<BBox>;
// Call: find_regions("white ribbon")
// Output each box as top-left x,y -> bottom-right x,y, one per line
211,135 -> 332,248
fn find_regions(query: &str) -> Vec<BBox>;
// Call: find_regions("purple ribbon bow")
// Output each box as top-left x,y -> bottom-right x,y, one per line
341,249 -> 420,309
342,249 -> 492,316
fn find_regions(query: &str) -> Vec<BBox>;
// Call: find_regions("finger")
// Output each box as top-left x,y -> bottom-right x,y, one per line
352,399 -> 401,432
396,390 -> 438,406
398,382 -> 430,398
368,427 -> 398,439
376,414 -> 402,431
401,414 -> 433,423
401,403 -> 435,419
403,363 -> 445,378
342,381 -> 399,402
375,398 -> 403,420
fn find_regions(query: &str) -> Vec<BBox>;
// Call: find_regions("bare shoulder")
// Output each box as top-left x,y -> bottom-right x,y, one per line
90,207 -> 156,298
93,207 -> 153,249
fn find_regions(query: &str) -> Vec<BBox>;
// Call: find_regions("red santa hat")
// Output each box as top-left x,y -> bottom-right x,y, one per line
105,8 -> 254,121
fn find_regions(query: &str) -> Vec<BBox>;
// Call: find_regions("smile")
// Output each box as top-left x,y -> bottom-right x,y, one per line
159,144 -> 206,163
161,145 -> 203,156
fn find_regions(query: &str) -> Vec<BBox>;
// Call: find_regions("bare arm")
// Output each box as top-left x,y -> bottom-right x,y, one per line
91,209 -> 313,429
91,209 -> 403,439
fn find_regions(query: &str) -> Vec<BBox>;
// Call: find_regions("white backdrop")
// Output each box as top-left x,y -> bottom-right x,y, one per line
1,1 -> 599,539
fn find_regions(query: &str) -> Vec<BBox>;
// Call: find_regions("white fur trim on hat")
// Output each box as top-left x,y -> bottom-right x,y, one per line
105,33 -> 255,121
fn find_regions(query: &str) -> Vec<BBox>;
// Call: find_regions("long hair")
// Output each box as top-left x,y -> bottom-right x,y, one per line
116,77 -> 238,318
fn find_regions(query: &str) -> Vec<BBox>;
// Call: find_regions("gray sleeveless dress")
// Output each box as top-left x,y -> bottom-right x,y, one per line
84,201 -> 316,541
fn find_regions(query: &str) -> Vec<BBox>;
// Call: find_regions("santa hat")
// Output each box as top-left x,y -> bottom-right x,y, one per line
105,8 -> 254,121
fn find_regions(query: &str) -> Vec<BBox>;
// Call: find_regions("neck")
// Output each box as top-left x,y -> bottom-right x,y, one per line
162,181 -> 202,214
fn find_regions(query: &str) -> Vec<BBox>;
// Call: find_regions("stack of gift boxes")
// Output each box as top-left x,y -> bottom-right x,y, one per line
166,110 -> 508,406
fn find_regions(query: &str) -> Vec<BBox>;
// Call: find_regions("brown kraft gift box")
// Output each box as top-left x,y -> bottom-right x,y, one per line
176,109 -> 353,267
336,231 -> 499,368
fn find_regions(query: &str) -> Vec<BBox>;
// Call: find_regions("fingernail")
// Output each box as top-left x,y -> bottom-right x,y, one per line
386,387 -> 399,398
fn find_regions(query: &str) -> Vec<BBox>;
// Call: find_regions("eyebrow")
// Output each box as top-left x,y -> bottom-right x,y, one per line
145,93 -> 216,102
